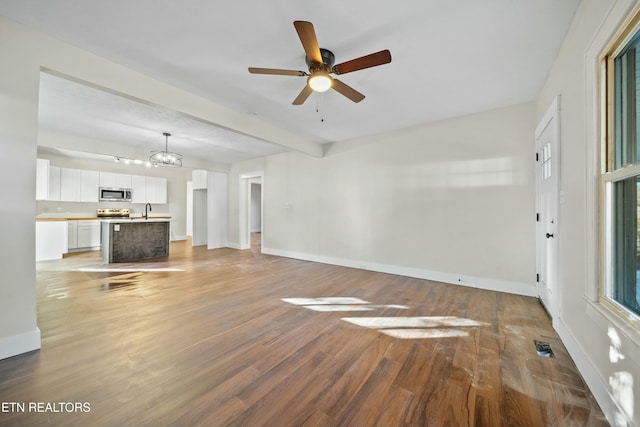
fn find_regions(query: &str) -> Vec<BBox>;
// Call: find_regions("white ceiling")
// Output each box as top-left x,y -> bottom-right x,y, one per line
0,0 -> 581,165
37,72 -> 290,165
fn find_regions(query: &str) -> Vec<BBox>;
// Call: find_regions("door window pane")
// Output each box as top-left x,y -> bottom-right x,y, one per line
541,142 -> 551,180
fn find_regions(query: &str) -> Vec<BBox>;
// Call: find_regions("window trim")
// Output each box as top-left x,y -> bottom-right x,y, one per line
599,3 -> 640,330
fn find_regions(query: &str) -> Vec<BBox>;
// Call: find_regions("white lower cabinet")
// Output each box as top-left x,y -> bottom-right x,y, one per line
68,220 -> 101,251
36,221 -> 68,261
67,221 -> 78,250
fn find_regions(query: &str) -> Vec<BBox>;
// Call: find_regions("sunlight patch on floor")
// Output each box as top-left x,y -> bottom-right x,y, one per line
281,297 -> 409,312
341,316 -> 487,329
77,267 -> 184,272
282,297 -> 370,305
302,305 -> 375,312
379,328 -> 469,339
282,297 -> 489,339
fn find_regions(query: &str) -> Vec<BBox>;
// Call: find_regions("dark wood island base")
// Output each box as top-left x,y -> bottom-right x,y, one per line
101,219 -> 170,263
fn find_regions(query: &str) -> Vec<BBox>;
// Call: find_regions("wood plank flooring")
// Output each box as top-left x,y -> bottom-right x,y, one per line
0,235 -> 608,426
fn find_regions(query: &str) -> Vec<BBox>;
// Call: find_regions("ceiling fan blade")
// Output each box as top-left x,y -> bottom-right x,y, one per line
292,85 -> 314,105
332,79 -> 365,103
248,67 -> 307,76
332,49 -> 392,75
293,21 -> 323,64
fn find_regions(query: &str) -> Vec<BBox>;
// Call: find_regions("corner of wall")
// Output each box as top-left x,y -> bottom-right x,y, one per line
0,328 -> 41,361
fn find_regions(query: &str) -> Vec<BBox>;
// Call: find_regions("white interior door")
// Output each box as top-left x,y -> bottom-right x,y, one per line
535,96 -> 560,321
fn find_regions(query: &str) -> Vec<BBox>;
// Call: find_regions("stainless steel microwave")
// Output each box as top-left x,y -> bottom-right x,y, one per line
99,187 -> 132,202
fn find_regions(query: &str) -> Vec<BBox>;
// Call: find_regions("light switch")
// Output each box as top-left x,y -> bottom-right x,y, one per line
114,224 -> 120,232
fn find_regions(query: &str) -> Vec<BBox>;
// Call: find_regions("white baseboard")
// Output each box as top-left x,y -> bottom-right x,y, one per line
262,246 -> 536,297
0,328 -> 41,361
170,235 -> 187,242
554,319 -> 631,427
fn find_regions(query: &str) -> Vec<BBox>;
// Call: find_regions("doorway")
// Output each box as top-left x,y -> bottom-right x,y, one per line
535,96 -> 560,322
239,172 -> 264,250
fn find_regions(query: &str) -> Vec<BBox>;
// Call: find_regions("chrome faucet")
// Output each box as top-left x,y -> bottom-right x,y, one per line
144,203 -> 152,219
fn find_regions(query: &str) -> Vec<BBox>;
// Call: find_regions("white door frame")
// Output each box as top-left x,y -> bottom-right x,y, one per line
535,95 -> 561,322
239,171 -> 264,250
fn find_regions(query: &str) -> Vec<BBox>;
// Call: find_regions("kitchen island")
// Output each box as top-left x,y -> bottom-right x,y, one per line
101,218 -> 170,263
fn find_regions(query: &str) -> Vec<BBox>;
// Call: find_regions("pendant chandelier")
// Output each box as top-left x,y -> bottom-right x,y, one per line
149,132 -> 182,167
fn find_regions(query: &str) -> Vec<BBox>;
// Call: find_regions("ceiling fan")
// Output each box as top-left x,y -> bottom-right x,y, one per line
248,21 -> 392,105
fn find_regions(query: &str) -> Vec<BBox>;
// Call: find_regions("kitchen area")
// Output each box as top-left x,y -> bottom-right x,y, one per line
35,157 -> 181,263
31,72 -> 244,267
34,150 -> 229,264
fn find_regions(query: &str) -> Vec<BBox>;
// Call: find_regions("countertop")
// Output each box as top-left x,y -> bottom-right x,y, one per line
100,217 -> 171,223
36,215 -> 171,222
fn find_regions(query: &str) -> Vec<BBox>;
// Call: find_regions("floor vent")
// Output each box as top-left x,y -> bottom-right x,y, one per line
534,340 -> 555,358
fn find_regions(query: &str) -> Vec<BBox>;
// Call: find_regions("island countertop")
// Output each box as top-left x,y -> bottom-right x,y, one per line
100,217 -> 171,223
36,213 -> 171,221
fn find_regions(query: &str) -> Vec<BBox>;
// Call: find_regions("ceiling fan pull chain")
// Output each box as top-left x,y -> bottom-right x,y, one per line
316,93 -> 325,123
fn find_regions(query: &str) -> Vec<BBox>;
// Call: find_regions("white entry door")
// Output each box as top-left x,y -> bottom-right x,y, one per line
535,96 -> 560,321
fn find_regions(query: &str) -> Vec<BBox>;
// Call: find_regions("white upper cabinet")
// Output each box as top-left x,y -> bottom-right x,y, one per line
146,176 -> 167,204
49,166 -> 61,201
80,170 -> 99,202
130,175 -> 167,204
192,169 -> 208,190
130,175 -> 147,203
60,168 -> 99,202
39,164 -> 167,204
99,172 -> 132,189
36,159 -> 50,200
60,168 -> 81,201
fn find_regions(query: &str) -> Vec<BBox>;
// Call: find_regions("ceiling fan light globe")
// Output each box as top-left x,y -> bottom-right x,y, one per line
308,73 -> 332,92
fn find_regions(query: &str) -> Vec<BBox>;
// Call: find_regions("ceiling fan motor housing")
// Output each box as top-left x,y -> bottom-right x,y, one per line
306,48 -> 335,70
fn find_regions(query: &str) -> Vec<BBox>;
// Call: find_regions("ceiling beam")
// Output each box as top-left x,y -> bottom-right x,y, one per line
41,68 -> 324,159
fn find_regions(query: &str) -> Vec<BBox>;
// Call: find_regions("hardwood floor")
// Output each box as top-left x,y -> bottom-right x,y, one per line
0,234 -> 607,426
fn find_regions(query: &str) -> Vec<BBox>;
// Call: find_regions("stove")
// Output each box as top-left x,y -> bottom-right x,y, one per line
97,208 -> 130,218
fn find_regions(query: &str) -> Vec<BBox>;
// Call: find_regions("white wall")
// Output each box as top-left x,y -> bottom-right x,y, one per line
229,103 -> 537,295
537,0 -> 640,425
0,17 -> 42,359
207,171 -> 228,249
